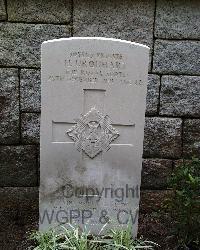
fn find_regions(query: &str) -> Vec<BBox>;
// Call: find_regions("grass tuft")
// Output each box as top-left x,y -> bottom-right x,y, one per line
29,223 -> 159,250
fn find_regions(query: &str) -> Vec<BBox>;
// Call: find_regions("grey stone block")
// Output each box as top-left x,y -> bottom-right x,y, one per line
140,190 -> 171,213
74,0 -> 155,49
146,74 -> 160,115
0,68 -> 20,144
0,187 -> 38,249
0,0 -> 6,20
141,159 -> 173,189
153,40 -> 200,75
0,23 -> 70,67
144,117 -> 182,158
155,0 -> 200,39
20,69 -> 41,112
160,75 -> 200,117
21,113 -> 40,144
183,119 -> 200,158
7,0 -> 72,23
0,146 -> 38,186
139,213 -> 173,249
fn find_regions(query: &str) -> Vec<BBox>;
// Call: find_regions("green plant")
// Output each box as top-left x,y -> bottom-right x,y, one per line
29,223 -> 158,250
104,223 -> 159,249
167,157 -> 200,247
59,224 -> 100,250
29,225 -> 99,250
29,229 -> 63,250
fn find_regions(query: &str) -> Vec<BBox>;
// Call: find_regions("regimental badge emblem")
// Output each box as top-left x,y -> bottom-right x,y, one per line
67,107 -> 120,158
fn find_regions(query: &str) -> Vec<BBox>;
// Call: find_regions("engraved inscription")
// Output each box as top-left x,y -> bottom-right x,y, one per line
67,108 -> 120,158
47,51 -> 143,85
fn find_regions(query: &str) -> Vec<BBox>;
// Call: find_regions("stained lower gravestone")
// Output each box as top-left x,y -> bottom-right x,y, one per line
40,37 -> 149,237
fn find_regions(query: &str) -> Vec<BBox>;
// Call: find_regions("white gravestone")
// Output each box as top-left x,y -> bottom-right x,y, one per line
40,37 -> 149,236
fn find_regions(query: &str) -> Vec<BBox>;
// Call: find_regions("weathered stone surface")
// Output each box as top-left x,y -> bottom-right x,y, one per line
0,0 -> 6,20
0,187 -> 38,249
0,23 -> 70,67
7,0 -> 72,23
139,213 -> 174,249
20,69 -> 41,112
141,159 -> 173,189
144,117 -> 182,158
183,119 -> 200,158
140,190 -> 171,213
74,0 -> 155,49
0,146 -> 38,186
40,38 -> 149,234
155,0 -> 200,39
160,76 -> 200,117
0,68 -> 20,144
21,113 -> 40,144
153,40 -> 200,75
146,74 -> 160,115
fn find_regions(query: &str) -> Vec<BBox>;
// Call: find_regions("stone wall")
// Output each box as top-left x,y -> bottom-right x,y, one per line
0,0 -> 199,249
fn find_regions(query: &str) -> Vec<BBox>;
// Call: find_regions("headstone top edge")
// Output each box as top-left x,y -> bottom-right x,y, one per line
41,37 -> 150,50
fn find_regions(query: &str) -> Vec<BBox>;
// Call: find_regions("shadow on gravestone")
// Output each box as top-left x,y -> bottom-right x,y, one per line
40,37 -> 149,237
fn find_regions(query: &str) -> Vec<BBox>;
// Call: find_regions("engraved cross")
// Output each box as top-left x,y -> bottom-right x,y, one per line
52,89 -> 135,159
